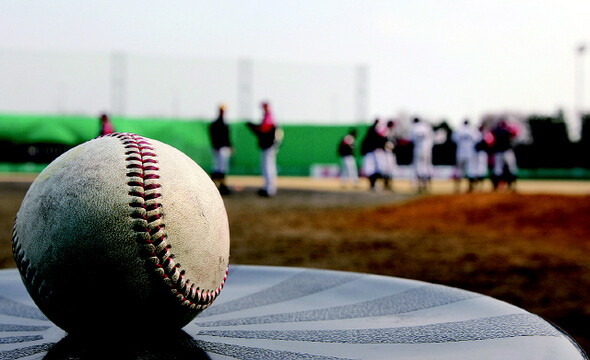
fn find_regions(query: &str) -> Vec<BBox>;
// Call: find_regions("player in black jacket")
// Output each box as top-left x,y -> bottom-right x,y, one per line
338,129 -> 359,187
209,104 -> 232,194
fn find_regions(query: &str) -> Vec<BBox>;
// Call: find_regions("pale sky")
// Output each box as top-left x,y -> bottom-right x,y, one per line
1,1 -> 589,132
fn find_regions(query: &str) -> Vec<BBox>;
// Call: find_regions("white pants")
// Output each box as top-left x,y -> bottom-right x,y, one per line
455,155 -> 469,179
261,146 -> 277,195
362,149 -> 387,177
413,149 -> 433,179
471,151 -> 488,178
340,155 -> 358,184
212,147 -> 231,174
384,151 -> 397,179
493,150 -> 518,177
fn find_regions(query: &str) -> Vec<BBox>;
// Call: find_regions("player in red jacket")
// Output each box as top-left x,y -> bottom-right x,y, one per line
99,113 -> 114,136
247,102 -> 280,197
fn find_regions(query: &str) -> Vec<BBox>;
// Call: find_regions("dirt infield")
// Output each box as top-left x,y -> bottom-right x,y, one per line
1,176 -> 589,352
227,175 -> 590,195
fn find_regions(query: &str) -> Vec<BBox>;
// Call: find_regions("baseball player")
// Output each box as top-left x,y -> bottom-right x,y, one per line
209,104 -> 232,195
490,119 -> 519,190
98,113 -> 114,136
451,119 -> 482,192
382,120 -> 398,191
247,102 -> 279,197
337,129 -> 359,187
409,117 -> 434,193
470,125 -> 492,191
360,119 -> 387,191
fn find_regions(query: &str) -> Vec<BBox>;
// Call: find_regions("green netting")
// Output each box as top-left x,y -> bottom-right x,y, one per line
0,114 -> 363,176
0,114 -> 96,145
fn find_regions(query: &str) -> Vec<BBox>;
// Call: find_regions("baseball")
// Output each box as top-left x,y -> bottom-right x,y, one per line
12,133 -> 230,334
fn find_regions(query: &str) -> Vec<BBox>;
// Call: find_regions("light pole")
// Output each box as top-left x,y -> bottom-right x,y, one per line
575,44 -> 586,140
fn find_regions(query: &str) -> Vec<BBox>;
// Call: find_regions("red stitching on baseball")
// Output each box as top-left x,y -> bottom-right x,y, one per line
144,193 -> 162,200
127,172 -> 144,178
146,203 -> 161,211
106,132 -> 227,311
148,214 -> 162,222
150,227 -> 164,236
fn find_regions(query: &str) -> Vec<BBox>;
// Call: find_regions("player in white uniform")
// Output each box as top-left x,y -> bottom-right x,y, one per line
382,120 -> 398,191
337,129 -> 359,187
409,117 -> 434,192
451,119 -> 482,192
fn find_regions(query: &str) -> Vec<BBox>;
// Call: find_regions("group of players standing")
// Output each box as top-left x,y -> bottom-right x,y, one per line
452,118 -> 519,192
210,101 -> 520,196
338,117 -> 520,193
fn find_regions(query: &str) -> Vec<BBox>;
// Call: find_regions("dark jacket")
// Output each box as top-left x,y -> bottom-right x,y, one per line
360,125 -> 385,155
209,117 -> 231,149
247,123 -> 276,150
338,135 -> 355,157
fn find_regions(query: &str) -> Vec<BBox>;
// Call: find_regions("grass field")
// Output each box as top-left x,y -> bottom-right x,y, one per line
1,175 -> 589,353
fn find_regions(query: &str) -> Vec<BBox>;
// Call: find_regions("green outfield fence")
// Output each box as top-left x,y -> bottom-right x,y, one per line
1,114 -> 590,179
0,114 -> 364,176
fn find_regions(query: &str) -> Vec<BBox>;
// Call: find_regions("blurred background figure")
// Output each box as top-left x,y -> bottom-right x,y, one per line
209,103 -> 233,195
409,117 -> 434,193
471,125 -> 493,191
99,113 -> 114,136
491,119 -> 519,191
452,119 -> 482,192
360,118 -> 386,191
247,101 -> 278,197
337,129 -> 359,188
382,120 -> 398,191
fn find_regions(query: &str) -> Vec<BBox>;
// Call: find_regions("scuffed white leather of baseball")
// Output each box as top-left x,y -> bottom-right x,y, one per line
12,133 -> 230,334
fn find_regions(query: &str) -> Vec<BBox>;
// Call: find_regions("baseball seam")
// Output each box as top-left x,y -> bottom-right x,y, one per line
12,222 -> 49,300
111,132 -> 227,311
